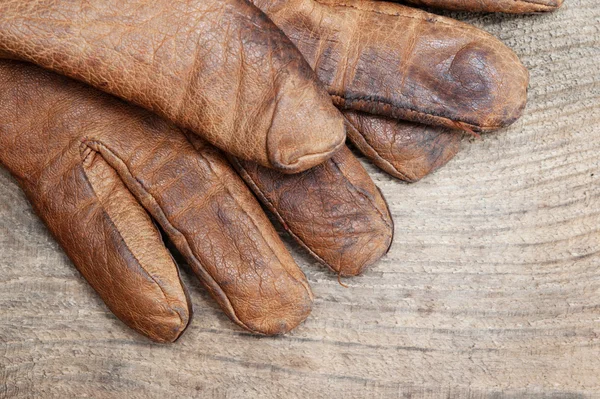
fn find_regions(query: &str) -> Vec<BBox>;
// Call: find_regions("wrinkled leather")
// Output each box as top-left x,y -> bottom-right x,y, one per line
400,0 -> 564,13
0,0 -> 346,173
248,0 -> 529,181
0,60 -> 394,341
253,0 -> 529,132
344,112 -> 463,182
232,145 -> 393,277
0,0 -> 530,183
0,0 -> 552,341
0,60 -> 315,341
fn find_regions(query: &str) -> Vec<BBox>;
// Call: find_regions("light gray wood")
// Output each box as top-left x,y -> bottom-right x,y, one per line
1,1 -> 599,397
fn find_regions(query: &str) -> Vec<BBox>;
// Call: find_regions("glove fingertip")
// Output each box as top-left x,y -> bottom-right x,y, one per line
334,207 -> 394,278
266,75 -> 346,173
234,146 -> 393,278
138,300 -> 192,343
239,285 -> 314,336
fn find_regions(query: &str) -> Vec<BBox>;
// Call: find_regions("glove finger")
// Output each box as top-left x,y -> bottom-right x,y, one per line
173,135 -> 314,334
0,0 -> 345,172
1,60 -> 313,338
0,61 -> 191,343
344,111 -> 463,182
84,117 -> 314,336
253,0 -> 529,132
399,0 -> 564,13
231,146 -> 393,277
84,129 -> 314,336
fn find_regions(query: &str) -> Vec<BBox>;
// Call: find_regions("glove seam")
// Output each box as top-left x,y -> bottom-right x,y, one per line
79,141 -> 187,332
345,116 -> 463,182
345,117 -> 413,182
332,95 -> 504,131
81,139 -> 263,331
229,157 -> 341,274
231,155 -> 392,275
329,156 -> 393,232
184,136 -> 314,312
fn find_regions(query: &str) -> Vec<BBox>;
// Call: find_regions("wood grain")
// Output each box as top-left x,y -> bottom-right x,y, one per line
1,1 -> 599,397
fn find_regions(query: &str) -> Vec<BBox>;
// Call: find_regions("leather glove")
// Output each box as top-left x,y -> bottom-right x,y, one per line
0,59 -> 392,342
0,0 -> 530,182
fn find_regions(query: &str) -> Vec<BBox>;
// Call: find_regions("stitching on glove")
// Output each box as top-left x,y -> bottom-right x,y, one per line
231,158 -> 341,274
184,135 -> 314,303
79,141 -> 186,329
231,156 -> 392,275
332,95 -> 499,131
79,140 -> 251,329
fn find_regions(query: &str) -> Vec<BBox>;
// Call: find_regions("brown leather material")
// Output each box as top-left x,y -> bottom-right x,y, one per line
231,146 -> 393,277
253,0 -> 529,133
0,0 -> 531,184
0,0 -> 546,341
344,111 -> 463,182
400,0 -> 564,13
0,0 -> 346,173
0,60 -> 314,341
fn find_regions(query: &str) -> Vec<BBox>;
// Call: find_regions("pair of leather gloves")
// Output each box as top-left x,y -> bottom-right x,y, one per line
0,0 -> 562,342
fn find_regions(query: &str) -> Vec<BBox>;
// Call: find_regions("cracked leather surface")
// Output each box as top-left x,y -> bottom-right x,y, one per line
250,0 -> 530,180
0,60 -> 317,341
0,0 -> 532,182
0,60 -> 394,341
0,0 -> 346,173
252,0 -> 529,132
0,0 -> 557,341
232,145 -> 393,277
344,111 -> 463,182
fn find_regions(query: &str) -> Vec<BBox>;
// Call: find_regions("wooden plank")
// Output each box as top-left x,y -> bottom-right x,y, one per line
1,0 -> 599,397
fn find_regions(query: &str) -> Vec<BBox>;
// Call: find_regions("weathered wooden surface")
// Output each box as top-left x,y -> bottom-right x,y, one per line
1,1 -> 599,397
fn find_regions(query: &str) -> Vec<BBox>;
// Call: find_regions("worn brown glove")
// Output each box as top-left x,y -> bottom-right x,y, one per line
0,59 -> 392,342
0,0 -> 560,342
0,0 -> 531,182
